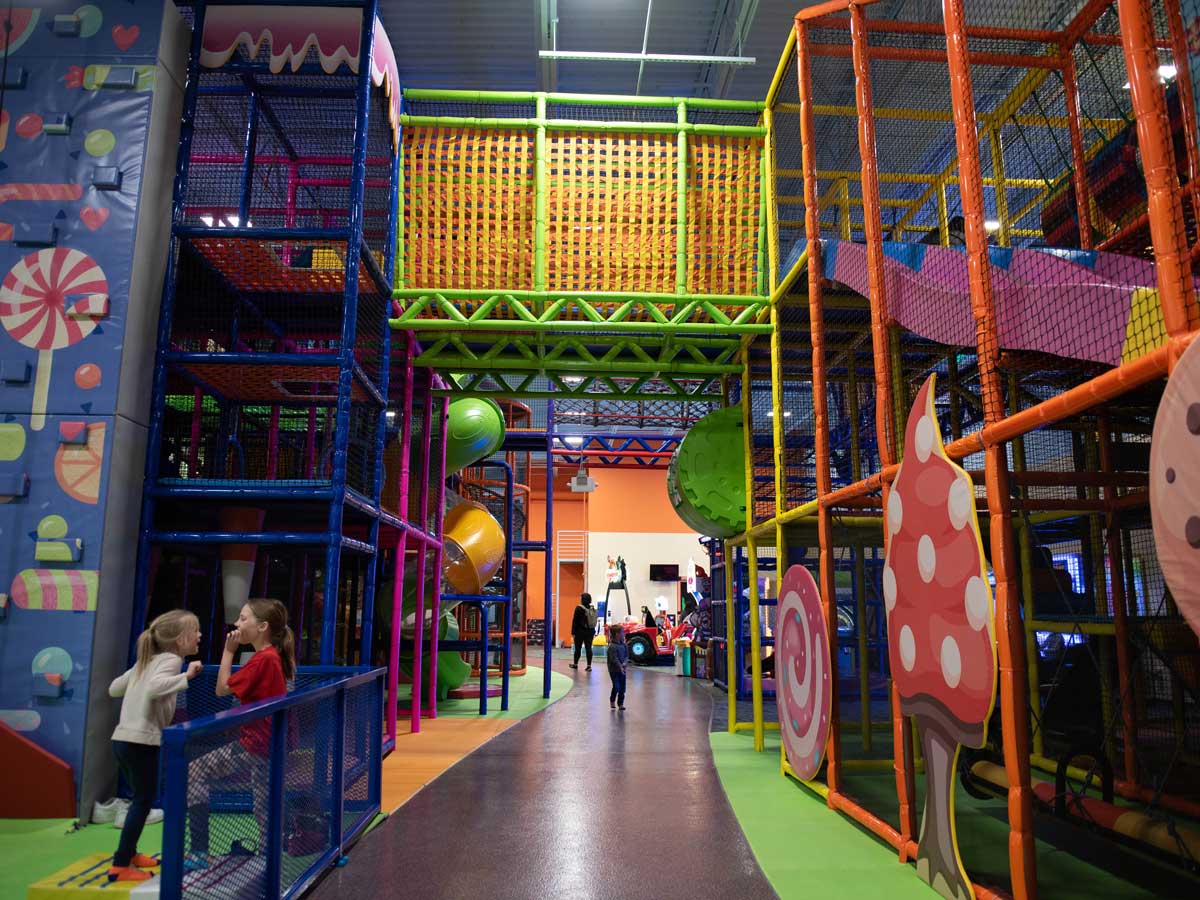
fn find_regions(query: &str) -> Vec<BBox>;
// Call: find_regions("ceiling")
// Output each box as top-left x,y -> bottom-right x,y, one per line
377,0 -> 816,100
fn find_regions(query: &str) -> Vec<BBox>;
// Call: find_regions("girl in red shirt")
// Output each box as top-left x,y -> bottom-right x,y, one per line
186,599 -> 295,869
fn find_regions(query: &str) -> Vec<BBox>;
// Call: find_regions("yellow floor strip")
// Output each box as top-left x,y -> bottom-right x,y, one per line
381,717 -> 518,813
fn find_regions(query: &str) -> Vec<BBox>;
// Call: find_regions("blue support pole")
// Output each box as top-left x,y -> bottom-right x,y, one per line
330,686 -> 347,855
263,709 -> 287,898
320,2 -> 378,664
543,399 -> 554,698
158,733 -> 188,900
129,0 -> 210,661
498,460 -> 514,711
238,90 -> 260,225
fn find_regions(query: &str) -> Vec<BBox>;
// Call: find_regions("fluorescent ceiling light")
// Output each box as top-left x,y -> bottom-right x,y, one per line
564,435 -> 585,447
1159,63 -> 1178,80
562,375 -> 585,385
539,50 -> 756,66
984,219 -> 1001,233
766,410 -> 792,417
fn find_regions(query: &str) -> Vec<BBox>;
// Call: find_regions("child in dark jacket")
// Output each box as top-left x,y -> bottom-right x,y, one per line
607,624 -> 629,710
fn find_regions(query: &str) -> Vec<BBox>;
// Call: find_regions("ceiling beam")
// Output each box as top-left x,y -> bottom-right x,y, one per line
535,0 -> 558,92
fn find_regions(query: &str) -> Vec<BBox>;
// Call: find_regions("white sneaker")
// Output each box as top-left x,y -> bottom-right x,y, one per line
92,797 -> 130,824
113,806 -> 164,829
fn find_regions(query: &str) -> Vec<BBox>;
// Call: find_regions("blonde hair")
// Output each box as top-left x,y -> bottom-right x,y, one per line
135,610 -> 200,675
246,598 -> 296,680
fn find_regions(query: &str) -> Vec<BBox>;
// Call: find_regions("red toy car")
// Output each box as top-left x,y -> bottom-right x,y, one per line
621,618 -> 695,666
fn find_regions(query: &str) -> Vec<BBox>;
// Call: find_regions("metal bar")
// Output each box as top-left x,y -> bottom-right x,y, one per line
1060,50 -> 1095,249
988,128 -> 1011,247
238,91 -> 260,226
428,395 -> 449,718
264,710 -> 287,898
943,0 -> 1037,893
809,42 -> 1062,69
393,287 -> 764,304
1164,0 -> 1200,241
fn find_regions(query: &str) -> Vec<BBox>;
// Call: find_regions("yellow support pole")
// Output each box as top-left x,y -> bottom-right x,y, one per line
765,28 -> 798,109
1010,373 -> 1043,759
989,127 -> 1012,247
936,177 -> 950,247
839,177 -> 852,240
747,535 -> 765,752
725,538 -> 738,733
764,108 -> 781,292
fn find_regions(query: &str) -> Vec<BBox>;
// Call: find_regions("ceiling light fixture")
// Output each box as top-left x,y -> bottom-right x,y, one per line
538,50 -> 756,66
984,219 -> 1001,234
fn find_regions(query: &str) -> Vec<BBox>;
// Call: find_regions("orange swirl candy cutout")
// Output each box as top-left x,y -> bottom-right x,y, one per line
1151,335 -> 1200,641
882,374 -> 997,900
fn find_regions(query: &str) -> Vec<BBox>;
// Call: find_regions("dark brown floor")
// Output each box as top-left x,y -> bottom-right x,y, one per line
311,654 -> 777,900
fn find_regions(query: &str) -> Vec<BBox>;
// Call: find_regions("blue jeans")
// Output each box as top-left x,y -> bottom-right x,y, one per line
112,740 -> 159,867
609,668 -> 626,705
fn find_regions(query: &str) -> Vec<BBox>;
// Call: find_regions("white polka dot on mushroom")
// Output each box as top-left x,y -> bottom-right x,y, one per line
948,476 -> 972,531
917,535 -> 936,583
915,415 -> 934,462
964,575 -> 989,631
883,565 -> 897,612
899,625 -> 916,672
941,635 -> 961,689
888,491 -> 903,535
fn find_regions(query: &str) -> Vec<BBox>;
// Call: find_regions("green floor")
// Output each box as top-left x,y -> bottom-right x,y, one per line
0,817 -> 155,899
394,663 -> 572,719
712,729 -> 1198,899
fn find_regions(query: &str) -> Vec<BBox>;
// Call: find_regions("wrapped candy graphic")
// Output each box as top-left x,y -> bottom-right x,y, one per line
10,568 -> 98,611
0,249 -> 109,431
1151,335 -> 1200,640
882,375 -> 996,900
776,564 -> 832,782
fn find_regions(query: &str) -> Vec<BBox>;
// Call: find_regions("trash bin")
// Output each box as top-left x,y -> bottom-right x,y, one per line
673,638 -> 692,676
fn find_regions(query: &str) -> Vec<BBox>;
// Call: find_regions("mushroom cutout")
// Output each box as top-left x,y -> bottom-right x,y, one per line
883,374 -> 997,900
1151,335 -> 1200,640
776,564 -> 832,781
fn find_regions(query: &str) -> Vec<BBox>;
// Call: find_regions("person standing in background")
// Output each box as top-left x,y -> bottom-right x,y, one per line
569,592 -> 597,670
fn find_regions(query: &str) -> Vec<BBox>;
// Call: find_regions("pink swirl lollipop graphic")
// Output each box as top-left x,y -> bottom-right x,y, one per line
0,249 -> 109,430
776,563 -> 832,782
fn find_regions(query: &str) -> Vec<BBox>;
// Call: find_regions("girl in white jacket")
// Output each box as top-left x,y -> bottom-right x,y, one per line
107,610 -> 203,882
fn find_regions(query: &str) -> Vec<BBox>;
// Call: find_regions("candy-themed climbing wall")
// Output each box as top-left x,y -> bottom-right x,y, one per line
0,1 -> 184,814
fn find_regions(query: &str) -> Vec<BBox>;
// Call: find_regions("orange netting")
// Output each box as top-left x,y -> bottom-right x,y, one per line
403,127 -> 536,290
688,135 -> 763,296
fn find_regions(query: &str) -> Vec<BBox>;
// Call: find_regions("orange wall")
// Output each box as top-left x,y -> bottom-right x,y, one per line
525,466 -> 691,645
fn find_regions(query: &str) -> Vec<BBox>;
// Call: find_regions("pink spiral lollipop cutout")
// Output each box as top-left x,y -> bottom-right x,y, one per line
0,249 -> 109,430
776,563 -> 832,782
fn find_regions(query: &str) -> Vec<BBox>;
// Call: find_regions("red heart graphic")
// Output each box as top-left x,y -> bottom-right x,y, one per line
112,25 -> 140,52
80,206 -> 109,231
64,66 -> 84,89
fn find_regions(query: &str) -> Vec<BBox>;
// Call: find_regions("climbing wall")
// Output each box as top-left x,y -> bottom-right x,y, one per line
0,1 -> 184,814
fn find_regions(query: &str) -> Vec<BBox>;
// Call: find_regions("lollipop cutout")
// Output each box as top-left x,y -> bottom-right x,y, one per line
0,249 -> 108,430
776,563 -> 832,782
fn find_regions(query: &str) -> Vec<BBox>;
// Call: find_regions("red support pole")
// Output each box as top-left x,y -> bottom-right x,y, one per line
943,0 -> 1038,895
1164,0 -> 1200,240
1060,49 -> 1095,249
1119,0 -> 1197,345
796,18 -> 843,799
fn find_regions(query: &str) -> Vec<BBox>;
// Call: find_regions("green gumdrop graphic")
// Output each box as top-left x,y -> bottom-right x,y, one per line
84,129 -> 116,158
75,5 -> 102,38
38,514 -> 69,539
0,422 -> 26,462
32,646 -> 74,681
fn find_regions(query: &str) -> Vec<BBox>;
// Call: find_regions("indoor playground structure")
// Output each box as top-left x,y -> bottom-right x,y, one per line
3,0 -> 1200,899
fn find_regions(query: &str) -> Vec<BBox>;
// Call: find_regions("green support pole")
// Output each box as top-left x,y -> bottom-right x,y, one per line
396,130 -> 405,290
757,145 -> 768,296
535,94 -> 547,295
403,88 -> 764,112
677,101 -> 688,296
398,114 -> 766,137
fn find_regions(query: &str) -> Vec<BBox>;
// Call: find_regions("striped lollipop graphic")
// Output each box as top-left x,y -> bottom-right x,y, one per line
0,249 -> 108,430
776,563 -> 832,782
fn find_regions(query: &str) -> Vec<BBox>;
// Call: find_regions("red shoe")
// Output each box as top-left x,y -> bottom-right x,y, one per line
131,853 -> 160,868
108,866 -> 152,883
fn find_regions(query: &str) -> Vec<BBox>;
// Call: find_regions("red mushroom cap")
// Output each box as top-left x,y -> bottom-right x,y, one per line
883,375 -> 997,745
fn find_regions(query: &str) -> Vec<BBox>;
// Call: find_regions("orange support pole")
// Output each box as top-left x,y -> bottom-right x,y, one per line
1118,0 -> 1196,341
1163,0 -> 1200,246
1060,50 -> 1095,249
943,0 -> 1038,896
847,2 -> 917,852
1097,410 -> 1139,785
795,18 -> 842,799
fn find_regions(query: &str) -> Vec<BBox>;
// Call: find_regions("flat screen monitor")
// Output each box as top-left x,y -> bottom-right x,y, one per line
649,564 -> 679,581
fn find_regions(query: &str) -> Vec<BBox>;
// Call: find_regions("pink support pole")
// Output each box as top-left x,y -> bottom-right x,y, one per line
412,377 -> 435,726
426,394 -> 450,718
410,542 -> 428,730
188,387 -> 202,477
396,335 -> 417,733
386,531 -> 408,742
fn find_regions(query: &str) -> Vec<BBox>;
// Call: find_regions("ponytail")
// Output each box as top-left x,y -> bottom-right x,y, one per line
247,598 -> 296,680
136,609 -> 200,675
